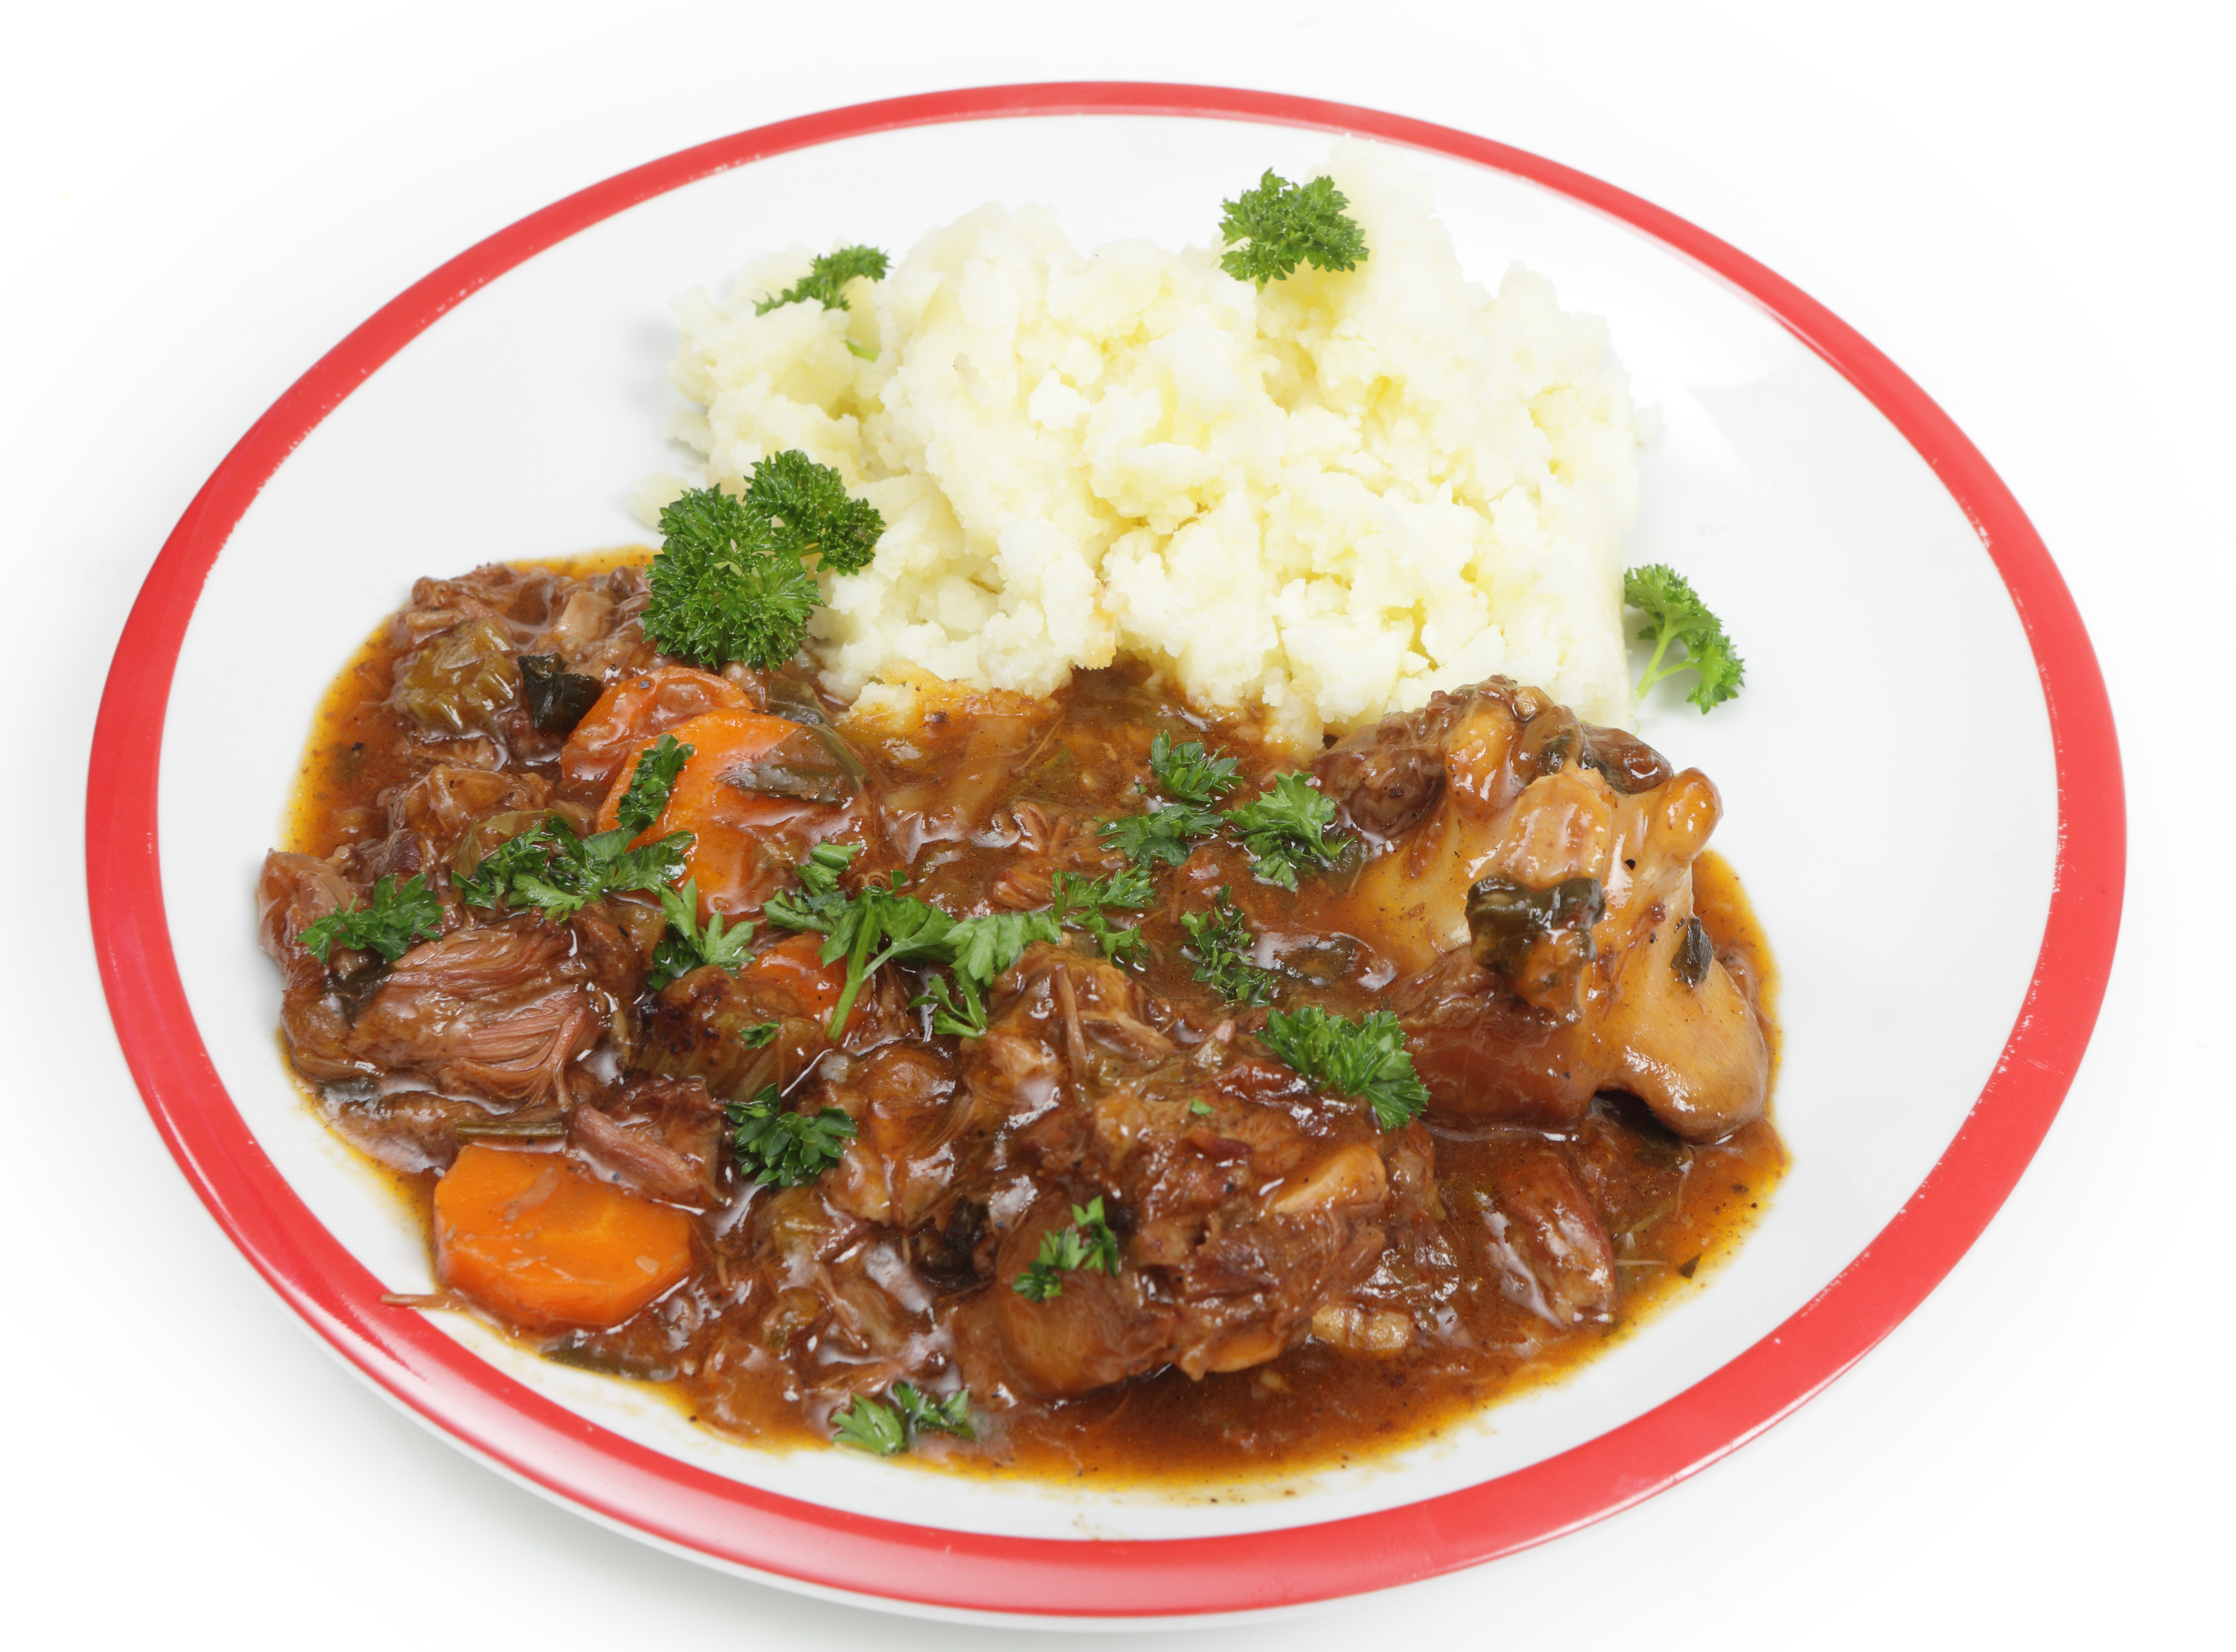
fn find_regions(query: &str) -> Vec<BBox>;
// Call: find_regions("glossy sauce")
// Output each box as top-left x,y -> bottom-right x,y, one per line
278,554 -> 1784,1488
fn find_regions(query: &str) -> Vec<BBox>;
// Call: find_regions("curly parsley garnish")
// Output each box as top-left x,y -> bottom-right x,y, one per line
298,873 -> 443,964
1012,1196 -> 1123,1302
1143,731 -> 1239,806
755,245 -> 889,316
743,449 -> 884,575
1260,1005 -> 1429,1131
643,451 -> 886,671
1098,803 -> 1221,869
726,1085 -> 857,1187
1180,887 -> 1280,1007
454,815 -> 691,922
1223,772 -> 1342,890
1218,169 -> 1368,287
831,1381 -> 974,1455
1625,563 -> 1745,713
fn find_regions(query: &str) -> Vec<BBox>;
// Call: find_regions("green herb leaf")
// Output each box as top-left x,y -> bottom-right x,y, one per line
643,486 -> 818,670
298,873 -> 444,964
1179,887 -> 1280,1006
831,1393 -> 905,1456
744,449 -> 885,575
1218,169 -> 1369,287
755,245 -> 890,316
1624,563 -> 1746,713
1259,1005 -> 1429,1131
647,877 -> 757,991
891,1382 -> 975,1441
727,1086 -> 857,1187
1012,1196 -> 1123,1302
479,816 -> 692,922
946,909 -> 1064,991
1223,772 -> 1342,890
1048,869 -> 1153,965
1099,802 -> 1221,869
616,734 -> 692,836
914,970 -> 989,1039
1144,731 -> 1240,806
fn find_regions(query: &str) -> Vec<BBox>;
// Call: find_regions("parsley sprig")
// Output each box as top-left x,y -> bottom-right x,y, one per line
755,245 -> 890,316
1143,731 -> 1239,806
831,1381 -> 975,1455
1012,1196 -> 1123,1302
298,873 -> 444,964
1179,887 -> 1280,1007
1049,867 -> 1153,965
1097,732 -> 1237,870
726,1085 -> 857,1187
1223,772 -> 1342,890
647,878 -> 755,991
1218,170 -> 1369,287
455,816 -> 691,922
1260,1005 -> 1429,1131
643,451 -> 886,671
1625,564 -> 1745,713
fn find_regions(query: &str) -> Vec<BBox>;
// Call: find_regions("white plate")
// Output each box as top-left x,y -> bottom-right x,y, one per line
88,86 -> 2121,1622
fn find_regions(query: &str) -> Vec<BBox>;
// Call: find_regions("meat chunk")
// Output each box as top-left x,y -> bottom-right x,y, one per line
944,950 -> 1435,1397
348,918 -> 607,1105
571,1074 -> 725,1206
1321,681 -> 1769,1142
1457,1136 -> 1617,1329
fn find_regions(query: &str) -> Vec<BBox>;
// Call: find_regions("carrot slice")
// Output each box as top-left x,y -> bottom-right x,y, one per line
741,930 -> 855,1028
599,709 -> 823,921
433,1144 -> 694,1333
559,666 -> 750,801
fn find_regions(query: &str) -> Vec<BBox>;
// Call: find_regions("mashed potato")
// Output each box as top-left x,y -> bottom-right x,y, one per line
651,140 -> 1639,750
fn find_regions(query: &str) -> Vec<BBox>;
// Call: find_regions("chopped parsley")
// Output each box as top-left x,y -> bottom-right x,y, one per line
646,877 -> 755,991
614,734 -> 691,836
755,245 -> 889,316
1143,731 -> 1239,806
831,1380 -> 974,1455
643,452 -> 886,671
915,909 -> 1064,1038
1223,772 -> 1343,890
1179,887 -> 1280,1007
1099,802 -> 1221,869
1218,169 -> 1369,287
454,815 -> 691,922
726,1085 -> 857,1187
1012,1196 -> 1123,1302
1049,867 -> 1153,965
298,873 -> 443,964
1625,563 -> 1745,713
830,1393 -> 904,1456
1260,1005 -> 1429,1131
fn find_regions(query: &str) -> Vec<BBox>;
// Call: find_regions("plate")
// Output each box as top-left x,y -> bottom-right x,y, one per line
84,84 -> 2122,1621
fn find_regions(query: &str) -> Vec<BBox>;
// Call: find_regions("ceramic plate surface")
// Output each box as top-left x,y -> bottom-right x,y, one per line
87,85 -> 2122,1621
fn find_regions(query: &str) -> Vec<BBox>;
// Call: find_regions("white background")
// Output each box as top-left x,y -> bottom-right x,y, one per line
5,1 -> 2226,1644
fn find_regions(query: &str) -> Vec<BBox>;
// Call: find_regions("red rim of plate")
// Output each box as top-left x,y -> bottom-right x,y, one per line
84,83 -> 2124,1618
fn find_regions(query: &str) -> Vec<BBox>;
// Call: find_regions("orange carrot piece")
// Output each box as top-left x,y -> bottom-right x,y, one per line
599,709 -> 816,921
559,666 -> 750,801
433,1144 -> 694,1333
741,930 -> 856,1029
